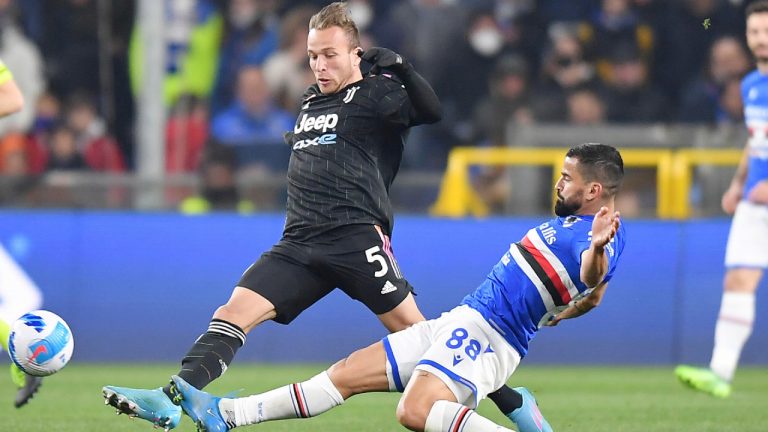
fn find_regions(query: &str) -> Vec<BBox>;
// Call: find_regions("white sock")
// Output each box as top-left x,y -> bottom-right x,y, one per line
709,291 -> 755,382
218,371 -> 344,427
424,400 -> 514,432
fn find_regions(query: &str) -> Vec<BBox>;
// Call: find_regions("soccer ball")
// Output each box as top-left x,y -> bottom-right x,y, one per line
8,310 -> 74,377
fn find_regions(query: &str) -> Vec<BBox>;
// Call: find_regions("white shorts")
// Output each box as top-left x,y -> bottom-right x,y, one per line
382,305 -> 521,409
725,201 -> 768,269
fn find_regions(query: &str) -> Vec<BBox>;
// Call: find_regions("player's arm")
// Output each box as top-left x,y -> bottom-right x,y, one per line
0,69 -> 24,117
359,47 -> 442,124
722,143 -> 750,213
580,206 -> 619,288
546,282 -> 609,326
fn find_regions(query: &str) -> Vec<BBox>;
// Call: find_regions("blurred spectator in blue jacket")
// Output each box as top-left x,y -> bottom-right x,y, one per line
210,66 -> 293,151
210,0 -> 279,116
678,35 -> 751,123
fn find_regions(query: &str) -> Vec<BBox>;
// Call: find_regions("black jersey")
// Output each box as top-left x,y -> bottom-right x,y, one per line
282,74 -> 416,241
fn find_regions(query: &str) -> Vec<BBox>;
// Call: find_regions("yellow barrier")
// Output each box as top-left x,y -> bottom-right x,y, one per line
671,148 -> 743,218
430,147 -> 740,219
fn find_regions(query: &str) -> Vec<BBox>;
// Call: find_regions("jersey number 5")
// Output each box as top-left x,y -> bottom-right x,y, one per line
365,246 -> 389,277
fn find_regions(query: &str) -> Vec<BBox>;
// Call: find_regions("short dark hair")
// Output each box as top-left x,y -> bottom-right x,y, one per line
309,2 -> 360,48
566,143 -> 624,198
747,0 -> 768,17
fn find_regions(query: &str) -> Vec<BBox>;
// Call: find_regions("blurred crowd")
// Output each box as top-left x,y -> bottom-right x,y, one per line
0,0 -> 758,191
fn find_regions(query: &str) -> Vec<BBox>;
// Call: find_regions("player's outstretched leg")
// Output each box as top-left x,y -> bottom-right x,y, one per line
674,365 -> 731,398
102,385 -> 182,430
14,369 -> 43,408
170,375 -> 230,432
508,387 -> 553,432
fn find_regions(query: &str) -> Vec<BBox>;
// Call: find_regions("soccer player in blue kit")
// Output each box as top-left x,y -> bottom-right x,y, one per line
170,143 -> 626,432
676,0 -> 768,398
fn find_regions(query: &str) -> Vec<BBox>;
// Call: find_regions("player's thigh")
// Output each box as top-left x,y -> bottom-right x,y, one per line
725,201 -> 768,269
413,306 -> 521,409
329,225 -> 415,315
238,241 -> 334,325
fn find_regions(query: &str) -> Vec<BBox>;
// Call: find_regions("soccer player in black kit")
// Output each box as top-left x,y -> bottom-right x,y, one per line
102,3 -> 550,432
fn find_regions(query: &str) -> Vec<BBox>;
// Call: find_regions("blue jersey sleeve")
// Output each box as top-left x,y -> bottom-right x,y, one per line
572,224 -> 625,285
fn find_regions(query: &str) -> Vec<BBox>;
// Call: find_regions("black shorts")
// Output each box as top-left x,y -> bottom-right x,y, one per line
238,224 -> 415,324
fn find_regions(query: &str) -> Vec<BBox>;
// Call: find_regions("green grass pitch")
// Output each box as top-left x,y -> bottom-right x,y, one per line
1,364 -> 766,431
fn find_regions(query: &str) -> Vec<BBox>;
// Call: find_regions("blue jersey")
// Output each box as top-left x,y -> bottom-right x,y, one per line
741,70 -> 768,200
461,214 -> 625,357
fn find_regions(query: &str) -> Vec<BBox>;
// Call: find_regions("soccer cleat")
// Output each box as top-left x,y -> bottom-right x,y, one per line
675,365 -> 732,398
102,386 -> 182,431
10,363 -> 26,388
508,387 -> 554,432
14,373 -> 43,408
170,375 -> 230,432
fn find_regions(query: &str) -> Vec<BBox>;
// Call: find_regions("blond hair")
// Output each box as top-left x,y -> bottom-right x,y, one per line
309,2 -> 360,48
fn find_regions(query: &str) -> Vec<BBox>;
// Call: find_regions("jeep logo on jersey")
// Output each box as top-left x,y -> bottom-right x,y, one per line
293,133 -> 337,150
294,113 -> 339,134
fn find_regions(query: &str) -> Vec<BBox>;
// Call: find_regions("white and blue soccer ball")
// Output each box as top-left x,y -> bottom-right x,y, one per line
8,310 -> 74,377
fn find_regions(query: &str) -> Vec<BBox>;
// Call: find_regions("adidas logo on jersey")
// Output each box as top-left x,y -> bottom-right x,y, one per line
294,113 -> 339,134
380,281 -> 397,295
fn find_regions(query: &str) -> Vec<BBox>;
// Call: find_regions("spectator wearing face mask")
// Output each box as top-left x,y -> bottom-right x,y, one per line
433,9 -> 508,144
532,25 -> 600,122
209,0 -> 279,116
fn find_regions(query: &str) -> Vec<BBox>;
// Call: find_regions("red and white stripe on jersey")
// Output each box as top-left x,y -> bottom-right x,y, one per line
375,225 -> 403,279
511,228 -> 580,308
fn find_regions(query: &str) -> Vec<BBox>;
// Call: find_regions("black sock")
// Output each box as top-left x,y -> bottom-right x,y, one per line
488,385 -> 524,415
162,319 -> 246,399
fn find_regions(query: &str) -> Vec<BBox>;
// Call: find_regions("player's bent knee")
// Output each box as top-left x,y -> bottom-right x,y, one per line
396,398 -> 430,431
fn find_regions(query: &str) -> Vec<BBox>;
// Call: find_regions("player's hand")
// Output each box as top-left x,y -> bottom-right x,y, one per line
722,182 -> 743,214
359,47 -> 409,76
544,315 -> 562,327
590,207 -> 620,249
747,180 -> 768,205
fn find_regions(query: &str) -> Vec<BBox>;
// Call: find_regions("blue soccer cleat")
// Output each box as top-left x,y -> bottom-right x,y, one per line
170,375 -> 230,432
102,385 -> 181,431
508,387 -> 554,432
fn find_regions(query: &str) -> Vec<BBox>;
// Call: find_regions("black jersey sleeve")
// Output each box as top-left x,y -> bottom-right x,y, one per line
374,75 -> 414,127
399,66 -> 442,125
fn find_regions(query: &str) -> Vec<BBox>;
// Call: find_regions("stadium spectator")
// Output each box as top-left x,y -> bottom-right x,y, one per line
129,0 -> 221,107
45,123 -> 86,171
602,43 -> 669,123
676,0 -> 768,398
470,55 -> 534,212
718,77 -> 745,124
169,143 -> 625,432
0,3 -> 43,138
178,146 -> 254,214
678,35 -> 752,123
262,5 -> 317,112
209,66 -> 294,157
209,0 -> 279,116
653,0 -> 743,105
64,93 -> 126,172
566,86 -> 607,125
583,0 -> 655,84
532,25 -> 598,121
38,0 -> 135,161
165,94 -> 208,173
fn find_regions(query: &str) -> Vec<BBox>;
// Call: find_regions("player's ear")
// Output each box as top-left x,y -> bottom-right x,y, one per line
587,182 -> 603,201
354,47 -> 363,66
